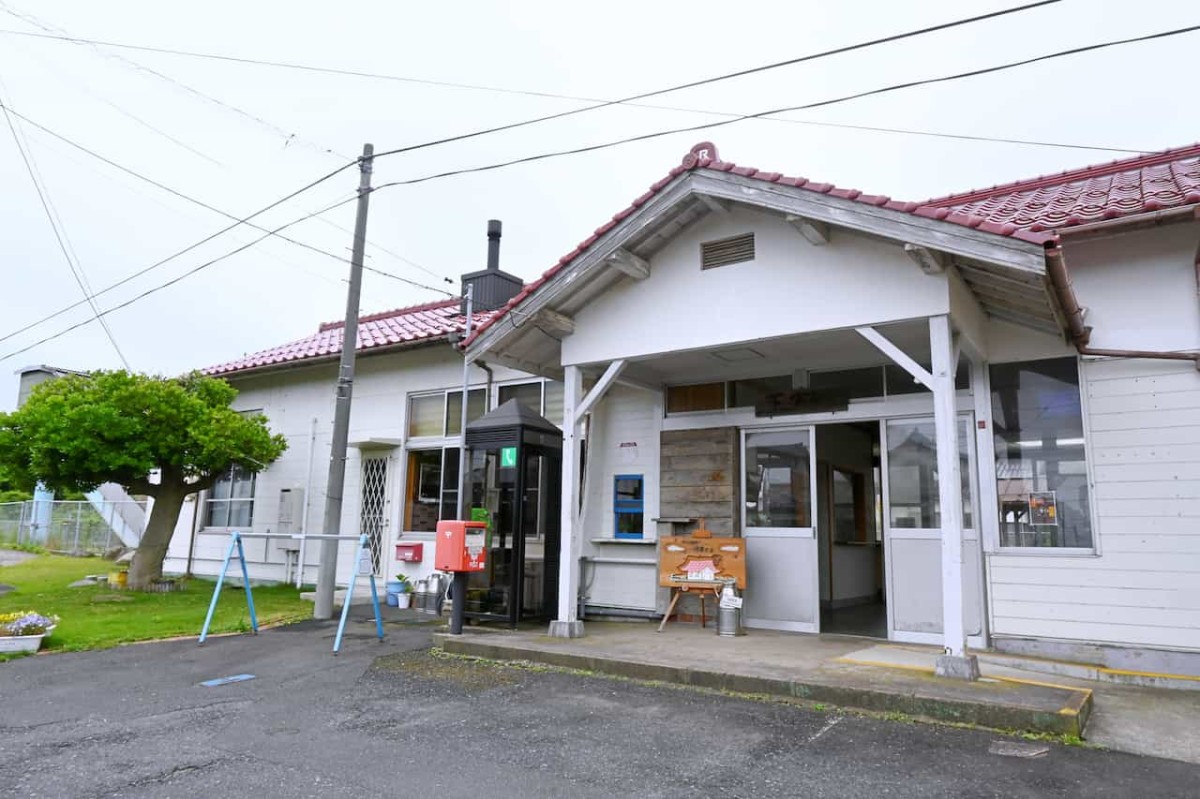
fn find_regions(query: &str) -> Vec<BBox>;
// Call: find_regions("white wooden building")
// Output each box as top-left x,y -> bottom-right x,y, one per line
172,141 -> 1200,677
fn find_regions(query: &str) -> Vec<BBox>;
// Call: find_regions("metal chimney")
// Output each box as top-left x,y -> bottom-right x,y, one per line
461,219 -> 523,314
486,219 -> 502,271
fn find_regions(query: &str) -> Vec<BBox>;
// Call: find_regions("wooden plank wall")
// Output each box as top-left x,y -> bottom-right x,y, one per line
659,428 -> 739,535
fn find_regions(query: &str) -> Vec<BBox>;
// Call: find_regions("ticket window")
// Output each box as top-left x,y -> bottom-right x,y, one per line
614,475 -> 645,540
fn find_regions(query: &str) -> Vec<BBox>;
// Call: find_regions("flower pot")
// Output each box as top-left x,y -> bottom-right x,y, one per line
385,580 -> 405,595
385,592 -> 399,607
395,592 -> 412,609
0,633 -> 45,653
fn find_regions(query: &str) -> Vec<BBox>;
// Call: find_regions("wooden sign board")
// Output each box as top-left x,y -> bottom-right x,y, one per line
658,535 -> 746,589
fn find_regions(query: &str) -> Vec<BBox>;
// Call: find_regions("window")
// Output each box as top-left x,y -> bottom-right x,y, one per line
206,465 -> 256,528
744,429 -> 811,528
831,468 -> 868,544
666,382 -> 725,413
885,418 -> 973,530
543,381 -> 564,426
990,358 -> 1092,549
407,394 -> 444,437
445,389 -> 486,435
614,475 -> 645,539
405,448 -> 464,532
499,382 -> 543,415
409,389 -> 485,437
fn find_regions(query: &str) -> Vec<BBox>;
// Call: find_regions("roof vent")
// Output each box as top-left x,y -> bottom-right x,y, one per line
701,233 -> 755,270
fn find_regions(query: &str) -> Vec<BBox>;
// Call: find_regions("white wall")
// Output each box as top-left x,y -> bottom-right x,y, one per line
988,358 -> 1200,651
578,385 -> 663,612
1066,223 -> 1200,353
164,346 -> 532,587
562,206 -> 949,366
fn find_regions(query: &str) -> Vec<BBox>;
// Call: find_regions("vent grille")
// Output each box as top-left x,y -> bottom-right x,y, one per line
701,233 -> 755,269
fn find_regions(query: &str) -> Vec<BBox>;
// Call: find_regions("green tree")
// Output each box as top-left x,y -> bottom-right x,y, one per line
0,371 -> 286,588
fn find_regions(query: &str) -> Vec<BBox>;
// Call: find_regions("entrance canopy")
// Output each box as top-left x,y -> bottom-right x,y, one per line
465,142 -> 1070,378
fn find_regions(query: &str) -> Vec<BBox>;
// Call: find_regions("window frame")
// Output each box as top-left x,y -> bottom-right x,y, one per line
986,355 -> 1099,557
613,474 -> 645,540
204,464 -> 257,529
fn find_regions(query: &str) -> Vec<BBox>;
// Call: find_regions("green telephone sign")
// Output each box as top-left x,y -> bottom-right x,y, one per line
500,446 -> 517,468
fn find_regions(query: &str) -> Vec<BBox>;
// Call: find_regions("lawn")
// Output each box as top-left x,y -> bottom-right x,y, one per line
0,553 -> 312,654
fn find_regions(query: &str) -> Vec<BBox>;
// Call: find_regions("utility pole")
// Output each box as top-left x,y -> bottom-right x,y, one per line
314,142 -> 374,620
455,284 -> 474,520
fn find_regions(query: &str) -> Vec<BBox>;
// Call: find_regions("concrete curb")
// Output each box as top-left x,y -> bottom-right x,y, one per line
438,635 -> 1091,737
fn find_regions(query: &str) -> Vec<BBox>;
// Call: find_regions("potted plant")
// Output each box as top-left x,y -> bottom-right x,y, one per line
385,573 -> 412,608
0,610 -> 59,654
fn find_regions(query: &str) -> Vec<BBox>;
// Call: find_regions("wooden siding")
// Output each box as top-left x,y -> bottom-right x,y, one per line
988,358 -> 1200,651
659,428 -> 739,535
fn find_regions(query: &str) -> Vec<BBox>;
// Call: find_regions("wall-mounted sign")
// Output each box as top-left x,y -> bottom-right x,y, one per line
500,446 -> 517,468
755,389 -> 848,417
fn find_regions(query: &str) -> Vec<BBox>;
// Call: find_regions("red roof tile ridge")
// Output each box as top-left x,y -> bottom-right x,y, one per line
921,142 -> 1200,207
317,297 -> 460,332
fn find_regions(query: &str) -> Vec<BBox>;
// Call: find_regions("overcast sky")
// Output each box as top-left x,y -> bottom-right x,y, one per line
1,0 -> 1196,410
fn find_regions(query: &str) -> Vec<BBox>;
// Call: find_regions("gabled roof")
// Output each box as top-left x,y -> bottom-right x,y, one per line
466,141 -> 1200,348
924,142 -> 1200,231
205,298 -> 494,377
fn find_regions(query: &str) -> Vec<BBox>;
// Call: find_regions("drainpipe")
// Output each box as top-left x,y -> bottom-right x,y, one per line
1044,243 -> 1200,368
296,417 -> 319,588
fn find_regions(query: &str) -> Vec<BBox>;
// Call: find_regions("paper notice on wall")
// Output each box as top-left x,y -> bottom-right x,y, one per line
1029,491 -> 1058,526
619,441 -> 638,464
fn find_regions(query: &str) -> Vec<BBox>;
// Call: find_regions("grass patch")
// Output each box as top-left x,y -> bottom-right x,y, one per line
0,554 -> 311,654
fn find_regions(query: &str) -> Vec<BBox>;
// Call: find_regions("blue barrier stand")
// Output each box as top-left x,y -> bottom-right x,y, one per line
333,533 -> 385,654
199,531 -> 257,644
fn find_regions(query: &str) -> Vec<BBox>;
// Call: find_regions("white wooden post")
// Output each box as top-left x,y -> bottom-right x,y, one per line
550,364 -> 585,638
930,315 -> 979,679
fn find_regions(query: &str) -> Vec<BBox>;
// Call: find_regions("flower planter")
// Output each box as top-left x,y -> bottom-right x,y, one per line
395,592 -> 412,609
0,633 -> 45,653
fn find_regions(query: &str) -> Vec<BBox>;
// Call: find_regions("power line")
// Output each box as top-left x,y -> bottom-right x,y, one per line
0,195 -> 361,364
0,85 -> 130,367
0,150 -> 354,346
0,2 -> 1060,162
0,2 -> 350,161
0,17 -> 1139,156
373,23 -> 1197,188
374,1 -> 1064,160
9,12 -> 1194,361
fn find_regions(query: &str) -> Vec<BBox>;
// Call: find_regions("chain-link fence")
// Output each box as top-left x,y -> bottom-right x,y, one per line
0,500 -> 144,554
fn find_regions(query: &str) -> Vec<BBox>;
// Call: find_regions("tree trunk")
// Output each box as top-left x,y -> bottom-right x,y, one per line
127,485 -> 187,590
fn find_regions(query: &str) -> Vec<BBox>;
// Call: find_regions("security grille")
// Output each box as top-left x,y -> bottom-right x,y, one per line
701,232 -> 755,269
359,455 -> 390,574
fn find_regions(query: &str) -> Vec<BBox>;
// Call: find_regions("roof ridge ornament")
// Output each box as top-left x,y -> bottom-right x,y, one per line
682,141 -> 719,169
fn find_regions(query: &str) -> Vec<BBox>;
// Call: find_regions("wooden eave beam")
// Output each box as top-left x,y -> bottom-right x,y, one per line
785,214 -> 830,246
904,243 -> 946,274
607,248 -> 650,280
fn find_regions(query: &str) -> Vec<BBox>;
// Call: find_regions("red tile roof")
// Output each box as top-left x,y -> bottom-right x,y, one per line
205,298 -> 492,376
924,142 -> 1200,232
466,141 -> 1200,347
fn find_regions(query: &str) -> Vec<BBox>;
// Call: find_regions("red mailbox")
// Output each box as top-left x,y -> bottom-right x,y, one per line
395,542 -> 424,563
434,520 -> 488,572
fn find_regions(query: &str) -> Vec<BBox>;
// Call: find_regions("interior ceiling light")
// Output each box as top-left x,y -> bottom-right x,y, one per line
709,347 -> 764,362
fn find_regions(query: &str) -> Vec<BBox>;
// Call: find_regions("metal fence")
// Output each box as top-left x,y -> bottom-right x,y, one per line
0,500 -> 145,554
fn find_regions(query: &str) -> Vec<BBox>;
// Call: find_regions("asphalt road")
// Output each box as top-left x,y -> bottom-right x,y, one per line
0,617 -> 1196,798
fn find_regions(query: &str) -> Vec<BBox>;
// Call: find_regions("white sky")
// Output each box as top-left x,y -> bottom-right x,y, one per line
1,0 -> 1196,410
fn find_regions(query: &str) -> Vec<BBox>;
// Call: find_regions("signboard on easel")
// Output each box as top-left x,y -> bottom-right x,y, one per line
657,535 -> 746,589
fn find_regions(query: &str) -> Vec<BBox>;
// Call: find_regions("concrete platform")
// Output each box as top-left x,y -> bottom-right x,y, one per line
437,622 -> 1092,737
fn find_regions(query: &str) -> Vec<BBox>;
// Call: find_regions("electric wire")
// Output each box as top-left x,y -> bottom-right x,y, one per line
0,195 -> 361,364
0,87 -> 130,367
0,2 -> 350,161
371,23 -> 1200,189
0,2 -> 1062,162
7,13 -> 1196,359
0,152 -> 355,345
0,21 -> 1139,156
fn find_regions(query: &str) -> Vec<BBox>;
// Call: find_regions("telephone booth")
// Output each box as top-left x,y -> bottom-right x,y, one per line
462,399 -> 562,627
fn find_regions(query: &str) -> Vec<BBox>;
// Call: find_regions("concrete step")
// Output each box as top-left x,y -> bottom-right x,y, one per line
977,651 -> 1200,692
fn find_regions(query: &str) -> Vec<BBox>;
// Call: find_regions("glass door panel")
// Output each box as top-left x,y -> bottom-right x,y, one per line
742,427 -> 819,632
